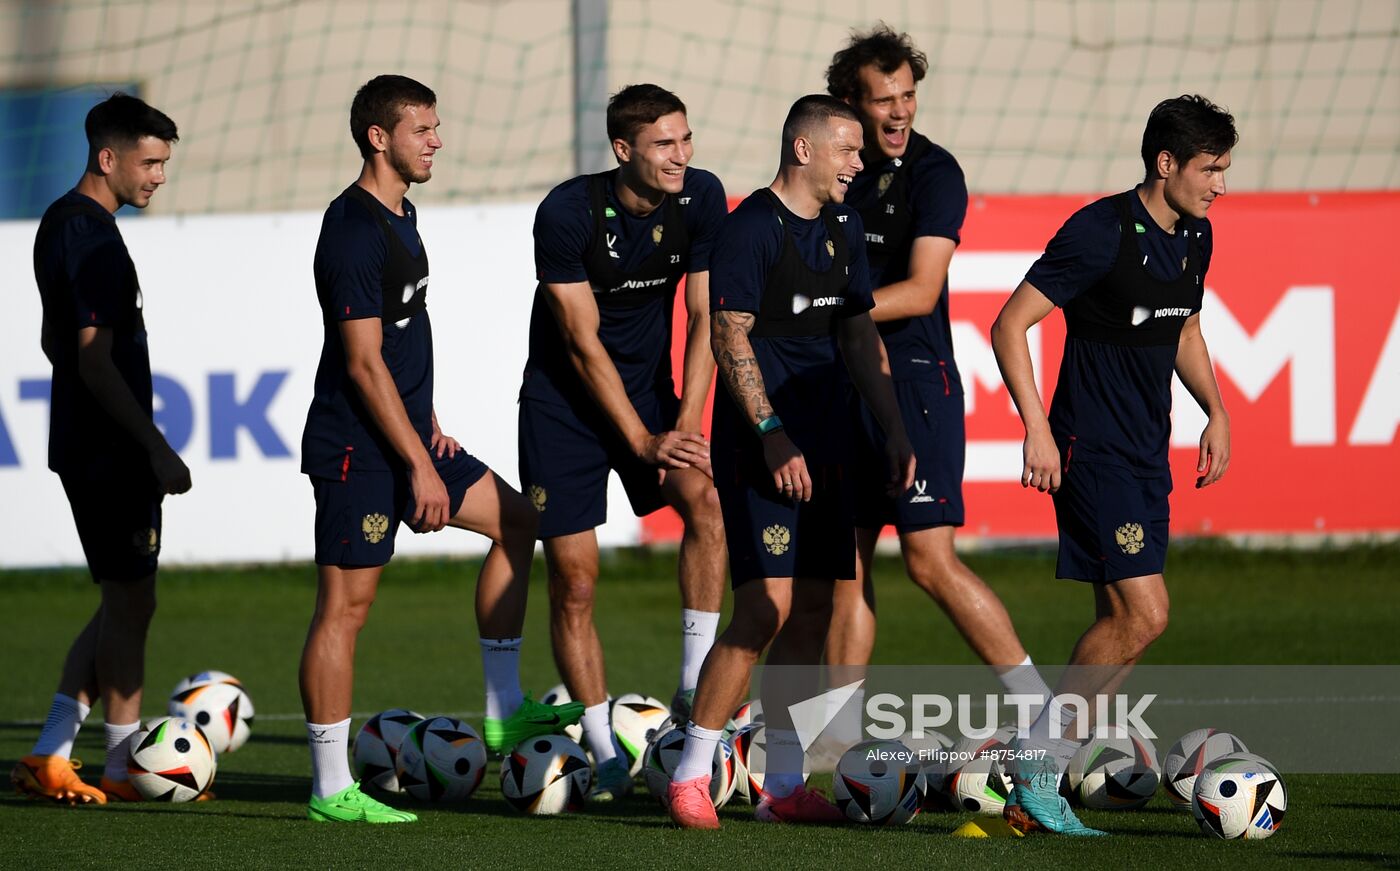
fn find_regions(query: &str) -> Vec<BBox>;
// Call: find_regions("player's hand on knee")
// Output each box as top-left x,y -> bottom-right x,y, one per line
640,430 -> 710,470
885,434 -> 916,498
762,430 -> 811,502
410,465 -> 451,532
151,444 -> 192,495
1022,429 -> 1061,493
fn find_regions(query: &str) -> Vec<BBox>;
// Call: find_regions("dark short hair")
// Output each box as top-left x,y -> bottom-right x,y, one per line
84,93 -> 178,158
782,94 -> 862,145
606,83 -> 686,145
825,23 -> 928,102
1141,94 -> 1238,178
350,75 -> 437,159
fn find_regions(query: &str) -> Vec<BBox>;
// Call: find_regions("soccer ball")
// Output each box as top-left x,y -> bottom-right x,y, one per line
500,735 -> 592,814
642,726 -> 736,808
941,729 -> 1015,816
728,722 -> 807,804
394,716 -> 488,802
167,670 -> 254,755
899,731 -> 955,810
539,683 -> 586,743
611,693 -> 671,776
126,715 -> 216,802
352,708 -> 424,793
726,699 -> 762,736
1191,753 -> 1287,840
833,739 -> 926,825
1067,724 -> 1160,810
1163,728 -> 1249,808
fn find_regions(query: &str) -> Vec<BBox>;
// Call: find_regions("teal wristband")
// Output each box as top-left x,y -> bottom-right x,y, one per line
755,415 -> 784,436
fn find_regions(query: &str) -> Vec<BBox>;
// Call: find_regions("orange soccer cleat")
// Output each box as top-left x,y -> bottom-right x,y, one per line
10,755 -> 107,805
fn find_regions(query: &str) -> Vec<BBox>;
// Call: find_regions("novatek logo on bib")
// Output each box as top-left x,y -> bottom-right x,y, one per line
1131,305 -> 1193,325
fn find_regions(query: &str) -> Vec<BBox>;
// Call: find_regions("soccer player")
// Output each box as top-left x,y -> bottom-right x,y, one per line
990,94 -> 1237,836
13,93 -> 189,806
667,95 -> 915,829
298,75 -> 581,824
521,84 -> 728,800
823,25 -> 1053,704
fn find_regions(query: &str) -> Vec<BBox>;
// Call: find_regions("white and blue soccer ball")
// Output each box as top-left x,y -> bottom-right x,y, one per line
353,708 -> 424,794
126,715 -> 217,802
1067,724 -> 1160,810
500,734 -> 592,814
1163,728 -> 1249,808
941,728 -> 1015,816
642,725 -> 736,808
1191,752 -> 1287,840
167,670 -> 254,755
611,693 -> 671,777
394,716 -> 487,802
833,739 -> 926,825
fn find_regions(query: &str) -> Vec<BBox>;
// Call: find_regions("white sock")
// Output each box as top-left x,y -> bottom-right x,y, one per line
763,727 -> 806,799
1026,696 -> 1081,781
580,702 -> 619,766
997,656 -> 1053,710
678,609 -> 720,692
103,721 -> 141,783
479,636 -> 524,720
307,718 -> 353,798
32,693 -> 90,758
672,721 -> 722,783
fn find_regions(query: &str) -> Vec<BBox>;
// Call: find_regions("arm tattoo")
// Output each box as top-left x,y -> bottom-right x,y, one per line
711,311 -> 774,425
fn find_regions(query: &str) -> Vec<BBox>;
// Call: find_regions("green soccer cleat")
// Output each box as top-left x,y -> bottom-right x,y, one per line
307,782 -> 417,823
1003,752 -> 1106,837
483,693 -> 585,754
586,757 -> 633,803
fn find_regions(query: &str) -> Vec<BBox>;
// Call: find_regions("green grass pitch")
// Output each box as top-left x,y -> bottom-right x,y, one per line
2,542 -> 1398,868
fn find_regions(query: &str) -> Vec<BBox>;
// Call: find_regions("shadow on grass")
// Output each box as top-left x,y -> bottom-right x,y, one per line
1278,851 -> 1398,868
205,770 -> 307,805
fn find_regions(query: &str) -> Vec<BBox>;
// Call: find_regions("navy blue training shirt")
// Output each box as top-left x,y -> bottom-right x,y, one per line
33,190 -> 153,476
1026,188 -> 1213,470
301,188 -> 434,479
523,167 -> 728,406
845,131 -> 968,386
709,190 -> 874,464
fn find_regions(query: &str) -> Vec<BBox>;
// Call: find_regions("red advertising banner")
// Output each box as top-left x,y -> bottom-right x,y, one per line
641,192 -> 1400,542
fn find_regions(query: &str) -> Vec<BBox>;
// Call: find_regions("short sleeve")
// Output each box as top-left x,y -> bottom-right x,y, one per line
533,180 -> 592,285
683,169 -> 729,272
838,208 -> 875,317
909,150 -> 968,244
1023,202 -> 1119,307
315,205 -> 386,321
710,200 -> 780,314
67,222 -> 134,328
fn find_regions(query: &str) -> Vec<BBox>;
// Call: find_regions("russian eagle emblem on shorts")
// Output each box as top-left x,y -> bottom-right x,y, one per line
825,239 -> 835,258
132,528 -> 159,556
762,524 -> 791,556
362,513 -> 389,544
652,224 -> 664,246
528,485 -> 547,512
877,172 -> 894,197
1115,522 -> 1146,555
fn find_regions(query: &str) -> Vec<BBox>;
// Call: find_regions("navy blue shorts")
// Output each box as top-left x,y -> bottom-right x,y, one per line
60,469 -> 162,583
518,391 -> 679,539
714,447 -> 855,587
849,380 -> 966,532
310,449 -> 489,567
1052,460 -> 1171,583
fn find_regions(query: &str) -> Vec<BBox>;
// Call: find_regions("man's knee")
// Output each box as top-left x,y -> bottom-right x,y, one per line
677,481 -> 724,540
549,568 -> 597,620
501,487 -> 541,544
100,577 -> 158,626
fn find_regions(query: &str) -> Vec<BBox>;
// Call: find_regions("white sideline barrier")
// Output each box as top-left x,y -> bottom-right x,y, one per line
0,202 -> 642,568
